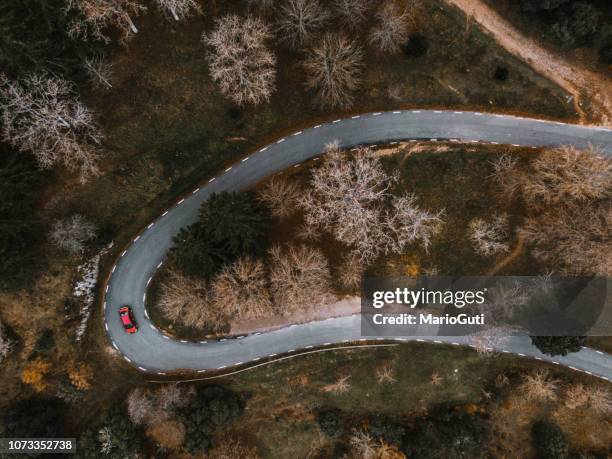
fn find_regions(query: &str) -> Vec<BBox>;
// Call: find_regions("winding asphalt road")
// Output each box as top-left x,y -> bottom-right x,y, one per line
102,110 -> 612,380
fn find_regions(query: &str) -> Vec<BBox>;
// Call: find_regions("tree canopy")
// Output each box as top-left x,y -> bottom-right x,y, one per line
171,191 -> 270,279
531,336 -> 586,356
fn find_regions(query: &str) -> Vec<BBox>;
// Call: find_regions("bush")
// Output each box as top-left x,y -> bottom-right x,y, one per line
171,191 -> 270,279
75,407 -> 143,459
317,408 -> 345,438
403,407 -> 490,458
532,421 -> 569,459
404,34 -> 429,58
531,336 -> 586,356
178,385 -> 244,454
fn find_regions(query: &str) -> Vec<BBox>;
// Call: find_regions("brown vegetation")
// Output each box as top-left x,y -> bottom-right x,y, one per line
203,15 -> 276,106
369,1 -> 412,54
257,176 -> 302,219
492,147 -> 612,276
269,244 -> 333,314
68,362 -> 94,390
21,358 -> 52,392
303,34 -> 364,108
518,369 -> 559,403
211,257 -> 274,320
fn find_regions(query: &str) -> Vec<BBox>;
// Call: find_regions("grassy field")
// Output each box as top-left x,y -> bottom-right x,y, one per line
220,342 -> 610,458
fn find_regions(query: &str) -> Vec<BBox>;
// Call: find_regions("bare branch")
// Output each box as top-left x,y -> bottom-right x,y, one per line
333,0 -> 372,32
303,33 -> 363,108
49,215 -> 97,254
468,214 -> 510,256
258,176 -> 301,219
203,15 -> 276,106
368,1 -> 412,54
211,257 -> 274,320
0,73 -> 103,182
66,0 -> 147,44
268,244 -> 333,314
84,55 -> 114,90
277,0 -> 330,48
154,0 -> 201,21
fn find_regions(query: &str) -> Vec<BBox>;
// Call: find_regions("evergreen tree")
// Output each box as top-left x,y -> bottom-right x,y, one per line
531,336 -> 586,356
171,191 -> 270,278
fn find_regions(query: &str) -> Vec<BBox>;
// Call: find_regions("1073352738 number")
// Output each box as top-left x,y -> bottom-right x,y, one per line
0,438 -> 76,454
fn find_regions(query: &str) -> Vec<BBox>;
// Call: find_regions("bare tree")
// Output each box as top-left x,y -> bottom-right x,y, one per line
564,383 -> 591,410
303,33 -> 363,108
321,375 -> 351,394
155,0 -> 201,21
66,0 -> 147,44
258,176 -> 301,219
277,0 -> 330,48
333,0 -> 372,32
0,74 -> 103,181
300,144 -> 393,261
519,202 -> 611,276
490,153 -> 523,199
349,429 -> 377,459
518,369 -> 559,402
157,269 -> 222,331
386,194 -> 444,254
336,252 -> 364,291
493,147 -> 611,276
211,257 -> 274,320
268,244 -> 332,313
368,1 -> 411,54
127,388 -> 156,426
156,383 -> 195,412
84,55 -> 114,90
203,15 -> 276,106
468,214 -> 510,256
587,386 -> 612,416
522,146 -> 611,207
49,215 -> 97,254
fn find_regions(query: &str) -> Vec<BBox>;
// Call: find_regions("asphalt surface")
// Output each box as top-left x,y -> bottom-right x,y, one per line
103,110 -> 612,380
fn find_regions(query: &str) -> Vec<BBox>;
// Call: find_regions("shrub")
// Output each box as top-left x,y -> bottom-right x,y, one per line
317,408 -> 345,438
531,336 -> 586,356
531,421 -> 569,459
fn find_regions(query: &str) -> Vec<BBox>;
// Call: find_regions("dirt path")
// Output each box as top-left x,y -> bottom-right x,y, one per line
445,0 -> 612,126
487,235 -> 525,276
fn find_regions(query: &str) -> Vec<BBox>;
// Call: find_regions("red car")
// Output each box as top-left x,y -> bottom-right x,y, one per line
119,306 -> 138,334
